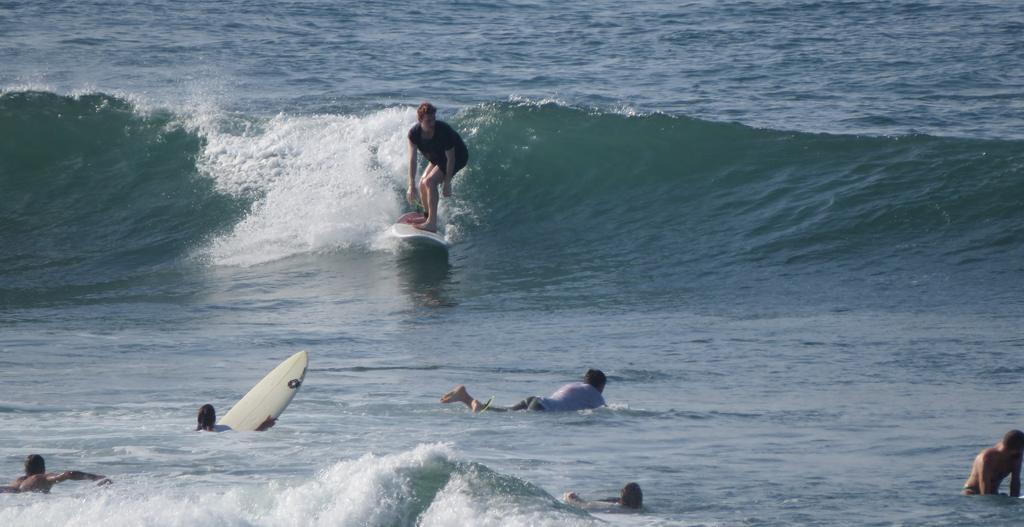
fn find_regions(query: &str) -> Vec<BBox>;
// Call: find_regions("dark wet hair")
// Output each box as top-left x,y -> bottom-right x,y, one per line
583,369 -> 606,392
417,101 -> 437,120
197,404 -> 216,431
1003,429 -> 1024,450
620,482 -> 642,509
24,454 -> 45,475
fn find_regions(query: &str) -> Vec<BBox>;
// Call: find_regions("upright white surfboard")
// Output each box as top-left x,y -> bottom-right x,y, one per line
219,351 -> 308,431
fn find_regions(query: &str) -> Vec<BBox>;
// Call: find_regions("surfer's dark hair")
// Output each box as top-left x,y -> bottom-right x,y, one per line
417,102 -> 437,119
620,482 -> 642,509
583,369 -> 606,391
197,404 -> 216,431
24,454 -> 45,475
1003,429 -> 1024,450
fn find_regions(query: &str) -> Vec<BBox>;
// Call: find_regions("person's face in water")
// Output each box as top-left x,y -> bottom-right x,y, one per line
419,113 -> 436,134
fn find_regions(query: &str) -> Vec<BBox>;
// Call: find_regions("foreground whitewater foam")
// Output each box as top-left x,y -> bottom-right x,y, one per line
0,444 -> 595,527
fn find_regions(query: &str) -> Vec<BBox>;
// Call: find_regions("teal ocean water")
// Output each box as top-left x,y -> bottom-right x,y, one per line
2,1 -> 1024,525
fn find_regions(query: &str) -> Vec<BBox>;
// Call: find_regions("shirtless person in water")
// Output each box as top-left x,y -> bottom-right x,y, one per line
1,454 -> 111,493
963,429 -> 1024,496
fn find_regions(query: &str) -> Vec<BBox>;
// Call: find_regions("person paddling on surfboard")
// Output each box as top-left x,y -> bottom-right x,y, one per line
440,369 -> 607,413
196,404 -> 276,432
962,429 -> 1024,496
2,454 -> 111,493
406,102 -> 469,233
563,482 -> 643,512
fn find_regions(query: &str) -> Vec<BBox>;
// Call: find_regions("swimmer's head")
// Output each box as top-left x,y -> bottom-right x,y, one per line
197,404 -> 216,431
24,454 -> 45,475
584,369 -> 607,392
620,482 -> 642,509
1003,429 -> 1024,453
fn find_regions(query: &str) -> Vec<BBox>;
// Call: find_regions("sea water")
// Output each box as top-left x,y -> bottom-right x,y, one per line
2,1 -> 1023,525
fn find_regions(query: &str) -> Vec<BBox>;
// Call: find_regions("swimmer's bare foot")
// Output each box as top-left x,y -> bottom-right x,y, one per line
414,222 -> 438,233
440,385 -> 473,407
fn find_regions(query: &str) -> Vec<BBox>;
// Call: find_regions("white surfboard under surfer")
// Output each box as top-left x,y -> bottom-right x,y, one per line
389,211 -> 449,249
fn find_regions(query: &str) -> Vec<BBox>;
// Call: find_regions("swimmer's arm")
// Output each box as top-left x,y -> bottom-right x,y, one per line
255,415 -> 277,431
569,492 -> 618,504
1011,457 -> 1021,497
0,478 -> 23,493
562,492 -> 613,510
562,491 -> 583,504
47,471 -> 109,484
977,453 -> 993,494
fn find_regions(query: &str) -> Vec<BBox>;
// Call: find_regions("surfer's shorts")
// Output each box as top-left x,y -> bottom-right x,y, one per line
510,396 -> 545,411
427,153 -> 468,178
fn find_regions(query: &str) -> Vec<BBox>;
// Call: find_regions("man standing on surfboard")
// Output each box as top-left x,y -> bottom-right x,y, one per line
406,102 -> 469,233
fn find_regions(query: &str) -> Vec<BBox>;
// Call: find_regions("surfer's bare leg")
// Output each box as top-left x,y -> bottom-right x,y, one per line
411,164 -> 435,223
416,165 -> 443,232
440,385 -> 474,407
440,385 -> 489,412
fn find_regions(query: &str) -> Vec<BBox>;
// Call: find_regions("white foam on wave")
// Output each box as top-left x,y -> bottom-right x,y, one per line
505,94 -> 646,118
2,86 -> 473,265
0,443 -> 593,527
263,442 -> 454,526
193,106 -> 436,266
0,81 -> 57,96
419,472 -> 594,527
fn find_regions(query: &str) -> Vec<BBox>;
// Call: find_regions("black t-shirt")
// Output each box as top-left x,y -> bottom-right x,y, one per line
408,120 -> 468,167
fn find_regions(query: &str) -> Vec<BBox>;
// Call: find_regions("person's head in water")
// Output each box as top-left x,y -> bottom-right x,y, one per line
417,101 -> 437,133
196,404 -> 216,431
1003,429 -> 1024,453
584,369 -> 607,393
619,482 -> 642,509
24,454 -> 46,476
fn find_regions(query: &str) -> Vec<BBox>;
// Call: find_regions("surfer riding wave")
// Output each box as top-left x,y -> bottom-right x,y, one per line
406,102 -> 469,233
